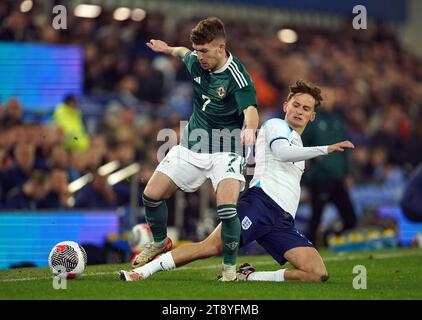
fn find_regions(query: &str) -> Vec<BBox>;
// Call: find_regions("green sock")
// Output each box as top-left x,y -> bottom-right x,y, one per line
142,193 -> 168,243
218,204 -> 240,266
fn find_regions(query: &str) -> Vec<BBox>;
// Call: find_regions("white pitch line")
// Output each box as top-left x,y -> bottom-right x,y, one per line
1,250 -> 421,283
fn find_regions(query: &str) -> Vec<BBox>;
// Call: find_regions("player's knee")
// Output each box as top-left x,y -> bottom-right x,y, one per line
295,259 -> 328,282
142,191 -> 160,205
143,185 -> 161,201
313,265 -> 329,282
143,184 -> 170,201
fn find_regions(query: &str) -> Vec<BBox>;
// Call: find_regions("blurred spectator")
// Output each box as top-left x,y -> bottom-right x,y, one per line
52,95 -> 90,151
0,98 -> 23,128
70,149 -> 88,175
40,167 -> 71,209
0,10 -> 36,41
74,173 -> 116,208
90,134 -> 107,162
302,87 -> 357,244
0,146 -> 9,206
1,142 -> 35,202
245,59 -> 279,112
4,170 -> 51,210
132,56 -> 164,105
349,146 -> 373,184
47,143 -> 79,182
0,143 -> 12,172
111,143 -> 137,206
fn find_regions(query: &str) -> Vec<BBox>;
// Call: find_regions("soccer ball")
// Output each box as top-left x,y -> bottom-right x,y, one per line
48,241 -> 87,279
128,223 -> 153,253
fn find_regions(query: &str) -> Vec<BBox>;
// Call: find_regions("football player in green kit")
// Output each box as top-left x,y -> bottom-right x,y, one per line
130,17 -> 259,281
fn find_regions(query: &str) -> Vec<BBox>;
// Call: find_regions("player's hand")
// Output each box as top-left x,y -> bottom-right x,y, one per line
146,39 -> 170,53
241,128 -> 256,146
327,140 -> 355,153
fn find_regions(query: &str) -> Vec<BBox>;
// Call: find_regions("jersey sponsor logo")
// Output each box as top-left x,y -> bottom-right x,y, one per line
241,216 -> 252,230
217,85 -> 226,99
194,76 -> 201,84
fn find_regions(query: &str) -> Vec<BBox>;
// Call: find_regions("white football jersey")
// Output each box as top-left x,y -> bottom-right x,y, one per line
250,118 -> 305,218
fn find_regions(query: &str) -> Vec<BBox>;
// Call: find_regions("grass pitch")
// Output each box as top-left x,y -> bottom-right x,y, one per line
1,248 -> 422,300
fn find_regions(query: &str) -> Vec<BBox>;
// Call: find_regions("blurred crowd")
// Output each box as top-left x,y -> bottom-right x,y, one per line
1,1 -> 422,215
0,94 -> 166,210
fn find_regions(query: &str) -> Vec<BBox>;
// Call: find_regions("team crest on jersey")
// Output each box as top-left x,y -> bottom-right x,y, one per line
241,216 -> 252,230
217,86 -> 226,99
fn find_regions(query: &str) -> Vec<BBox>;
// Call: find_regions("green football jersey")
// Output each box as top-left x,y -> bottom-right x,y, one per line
180,50 -> 257,155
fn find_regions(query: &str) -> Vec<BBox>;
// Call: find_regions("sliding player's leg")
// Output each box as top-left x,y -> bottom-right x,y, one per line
283,247 -> 328,282
236,247 -> 328,282
120,224 -> 223,281
172,223 -> 223,267
241,226 -> 328,282
234,187 -> 328,282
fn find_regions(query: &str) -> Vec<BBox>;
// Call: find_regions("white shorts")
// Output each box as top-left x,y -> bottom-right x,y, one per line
156,145 -> 246,192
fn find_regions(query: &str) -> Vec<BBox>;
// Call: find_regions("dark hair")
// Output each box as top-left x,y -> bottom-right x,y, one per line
190,17 -> 226,45
63,94 -> 77,105
29,170 -> 50,185
287,80 -> 323,109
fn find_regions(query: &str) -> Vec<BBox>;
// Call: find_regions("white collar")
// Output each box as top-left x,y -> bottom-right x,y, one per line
212,51 -> 232,74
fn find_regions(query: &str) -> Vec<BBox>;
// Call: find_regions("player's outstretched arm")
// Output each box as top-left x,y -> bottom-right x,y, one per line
327,140 -> 355,153
271,139 -> 354,163
146,39 -> 190,58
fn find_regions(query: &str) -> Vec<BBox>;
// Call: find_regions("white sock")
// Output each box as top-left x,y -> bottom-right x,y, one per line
133,252 -> 176,278
247,269 -> 286,282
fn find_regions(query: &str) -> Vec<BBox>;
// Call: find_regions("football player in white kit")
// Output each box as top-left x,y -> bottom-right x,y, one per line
120,80 -> 354,282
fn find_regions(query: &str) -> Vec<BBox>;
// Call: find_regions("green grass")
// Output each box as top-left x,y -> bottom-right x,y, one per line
1,248 -> 422,300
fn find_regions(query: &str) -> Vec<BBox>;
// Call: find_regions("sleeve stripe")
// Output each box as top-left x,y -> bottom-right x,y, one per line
269,136 -> 289,148
231,62 -> 248,87
228,65 -> 245,89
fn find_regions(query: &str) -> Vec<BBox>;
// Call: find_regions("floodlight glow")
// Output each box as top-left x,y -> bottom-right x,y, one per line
277,29 -> 298,44
113,7 -> 131,21
131,8 -> 146,22
74,4 -> 101,18
20,0 -> 33,13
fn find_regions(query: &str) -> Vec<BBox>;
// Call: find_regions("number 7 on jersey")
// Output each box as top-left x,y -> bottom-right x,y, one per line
202,94 -> 211,111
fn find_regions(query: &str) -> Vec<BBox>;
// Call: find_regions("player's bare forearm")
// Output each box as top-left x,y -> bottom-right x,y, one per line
146,39 -> 189,58
243,106 -> 259,131
241,106 -> 259,146
168,46 -> 190,58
